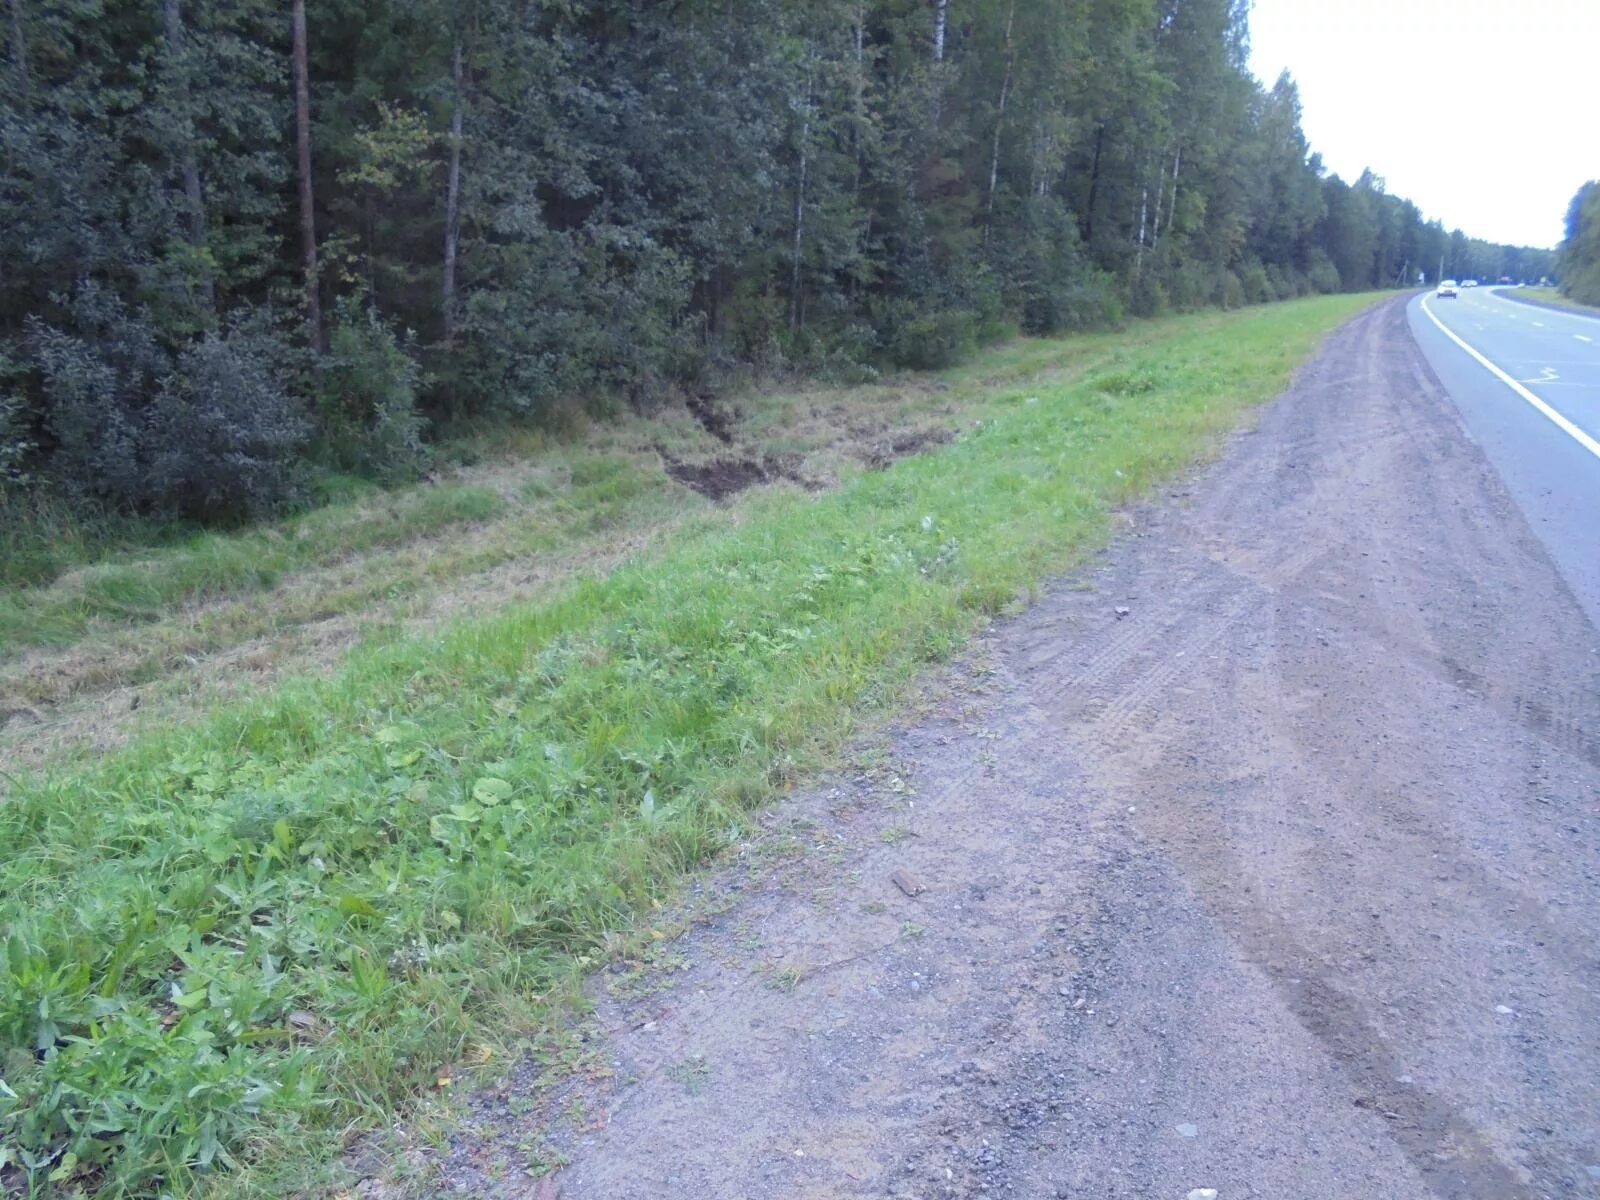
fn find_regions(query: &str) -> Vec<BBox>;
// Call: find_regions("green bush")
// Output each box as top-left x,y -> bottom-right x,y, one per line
1306,251 -> 1342,295
146,324 -> 309,520
886,309 -> 981,370
1240,262 -> 1272,305
27,283 -> 168,510
1127,273 -> 1170,318
317,303 -> 429,484
1216,270 -> 1245,309
24,287 -> 305,519
0,369 -> 31,490
1021,274 -> 1125,335
1159,262 -> 1207,313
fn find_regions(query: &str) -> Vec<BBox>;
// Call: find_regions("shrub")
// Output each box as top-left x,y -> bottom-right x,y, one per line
316,302 -> 429,483
721,278 -> 789,371
0,354 -> 32,490
1161,262 -> 1208,313
26,290 -> 308,520
886,309 -> 980,369
27,283 -> 168,509
145,322 -> 309,519
1240,262 -> 1272,305
1127,273 -> 1170,318
1023,274 -> 1126,335
1216,269 -> 1245,309
1307,251 -> 1342,295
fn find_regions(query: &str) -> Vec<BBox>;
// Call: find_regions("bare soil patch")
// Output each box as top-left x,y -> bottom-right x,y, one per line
661,454 -> 813,500
686,392 -> 740,445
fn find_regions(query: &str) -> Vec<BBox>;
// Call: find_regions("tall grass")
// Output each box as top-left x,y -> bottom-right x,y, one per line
0,294 -> 1381,1196
0,492 -> 184,591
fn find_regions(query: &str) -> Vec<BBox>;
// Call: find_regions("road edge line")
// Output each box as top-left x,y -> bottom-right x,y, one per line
1419,297 -> 1600,461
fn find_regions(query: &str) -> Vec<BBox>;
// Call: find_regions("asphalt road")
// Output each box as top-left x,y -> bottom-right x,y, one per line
1408,285 -> 1600,629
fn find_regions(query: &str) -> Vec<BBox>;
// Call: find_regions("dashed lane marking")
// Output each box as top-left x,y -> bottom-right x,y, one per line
1420,298 -> 1600,462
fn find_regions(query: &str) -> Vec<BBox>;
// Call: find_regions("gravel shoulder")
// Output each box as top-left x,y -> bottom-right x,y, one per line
430,297 -> 1600,1199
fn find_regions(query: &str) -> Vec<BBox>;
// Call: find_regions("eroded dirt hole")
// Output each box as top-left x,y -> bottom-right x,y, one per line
663,455 -> 810,500
686,393 -> 739,445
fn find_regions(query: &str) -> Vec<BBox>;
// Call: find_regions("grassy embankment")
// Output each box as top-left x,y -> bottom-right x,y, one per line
1498,286 -> 1600,317
0,292 -> 1382,1197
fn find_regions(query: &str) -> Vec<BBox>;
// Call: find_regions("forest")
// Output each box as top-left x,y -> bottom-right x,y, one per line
0,0 -> 1556,523
1559,180 -> 1600,305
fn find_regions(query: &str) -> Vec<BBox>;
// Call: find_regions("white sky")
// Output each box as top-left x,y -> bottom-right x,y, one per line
1247,0 -> 1598,249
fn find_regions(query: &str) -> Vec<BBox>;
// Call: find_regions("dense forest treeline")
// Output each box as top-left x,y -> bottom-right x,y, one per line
1559,180 -> 1600,305
0,0 -> 1555,522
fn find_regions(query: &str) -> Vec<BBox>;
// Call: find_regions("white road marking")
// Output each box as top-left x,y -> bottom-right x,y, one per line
1532,321 -> 1545,327
1577,334 -> 1593,344
1420,298 -> 1600,461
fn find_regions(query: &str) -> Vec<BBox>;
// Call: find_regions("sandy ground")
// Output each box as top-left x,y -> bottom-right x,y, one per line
424,297 -> 1600,1199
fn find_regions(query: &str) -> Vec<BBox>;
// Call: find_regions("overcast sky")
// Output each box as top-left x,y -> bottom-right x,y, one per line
1246,0 -> 1597,249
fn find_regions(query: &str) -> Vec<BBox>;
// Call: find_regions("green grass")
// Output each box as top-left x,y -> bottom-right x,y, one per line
0,292 -> 1382,1197
0,484 -> 504,654
0,493 -> 194,592
1499,286 -> 1600,317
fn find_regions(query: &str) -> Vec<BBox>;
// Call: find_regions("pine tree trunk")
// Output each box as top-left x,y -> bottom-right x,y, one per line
441,38 -> 464,344
1083,126 -> 1105,242
163,0 -> 212,310
291,0 -> 322,350
790,71 -> 812,335
7,0 -> 27,99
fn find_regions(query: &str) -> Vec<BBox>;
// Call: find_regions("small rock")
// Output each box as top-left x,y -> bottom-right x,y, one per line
1187,1190 -> 1219,1200
1114,606 -> 1132,618
1495,1005 -> 1515,1015
1176,1122 -> 1199,1139
891,869 -> 927,897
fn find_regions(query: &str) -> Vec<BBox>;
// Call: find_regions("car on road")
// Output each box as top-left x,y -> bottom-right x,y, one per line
1437,279 -> 1459,298
1462,279 -> 1478,287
